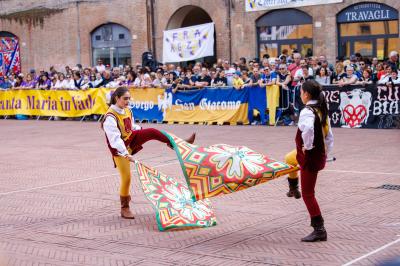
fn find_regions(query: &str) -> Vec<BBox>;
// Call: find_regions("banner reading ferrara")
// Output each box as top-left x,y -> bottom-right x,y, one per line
163,23 -> 214,63
245,0 -> 343,12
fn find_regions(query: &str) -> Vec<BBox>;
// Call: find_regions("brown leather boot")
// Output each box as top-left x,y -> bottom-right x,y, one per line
167,133 -> 196,149
185,133 -> 196,144
286,178 -> 301,199
120,195 -> 135,219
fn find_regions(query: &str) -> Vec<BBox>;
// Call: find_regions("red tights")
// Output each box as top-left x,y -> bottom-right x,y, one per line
300,169 -> 321,218
127,128 -> 170,154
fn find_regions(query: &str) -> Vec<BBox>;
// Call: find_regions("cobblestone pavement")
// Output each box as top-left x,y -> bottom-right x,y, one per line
0,120 -> 399,266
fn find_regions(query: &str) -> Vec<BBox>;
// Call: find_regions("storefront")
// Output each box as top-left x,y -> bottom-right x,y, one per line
256,9 -> 313,59
337,2 -> 399,60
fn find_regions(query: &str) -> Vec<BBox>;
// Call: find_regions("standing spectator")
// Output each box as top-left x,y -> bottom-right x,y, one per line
371,57 -> 379,73
95,59 -> 106,73
288,53 -> 302,86
213,70 -> 227,86
239,57 -> 248,71
259,67 -> 277,87
112,67 -> 121,80
356,69 -> 373,85
298,66 -> 314,83
232,72 -> 244,90
250,68 -> 261,84
223,60 -> 236,86
241,71 -> 252,87
332,62 -> 346,84
195,68 -> 211,88
276,64 -> 291,90
387,51 -> 399,70
293,59 -> 313,82
338,66 -> 358,87
315,67 -> 331,85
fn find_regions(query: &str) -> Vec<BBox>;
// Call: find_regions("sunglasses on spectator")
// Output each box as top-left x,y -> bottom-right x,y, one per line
264,68 -> 270,71
279,68 -> 286,70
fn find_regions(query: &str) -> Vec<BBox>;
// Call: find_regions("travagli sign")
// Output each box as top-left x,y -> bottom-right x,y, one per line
337,3 -> 398,23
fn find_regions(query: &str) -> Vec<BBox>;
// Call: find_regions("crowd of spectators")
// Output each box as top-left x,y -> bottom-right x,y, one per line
0,50 -> 399,92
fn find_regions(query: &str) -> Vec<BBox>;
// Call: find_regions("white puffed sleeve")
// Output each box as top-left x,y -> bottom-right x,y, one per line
298,108 -> 315,150
103,116 -> 129,157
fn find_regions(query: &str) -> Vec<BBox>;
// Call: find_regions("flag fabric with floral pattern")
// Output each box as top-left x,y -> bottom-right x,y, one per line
162,131 -> 297,201
134,161 -> 217,231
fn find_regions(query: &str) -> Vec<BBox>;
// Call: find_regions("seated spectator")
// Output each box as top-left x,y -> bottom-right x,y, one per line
37,73 -> 51,90
276,64 -> 291,90
81,75 -> 93,90
21,73 -> 37,88
332,62 -> 346,84
72,71 -> 84,90
152,70 -> 167,88
387,68 -> 400,85
50,73 -> 59,88
0,76 -> 12,90
124,71 -> 136,87
65,74 -> 76,90
54,73 -> 68,89
232,72 -> 244,90
315,67 -> 331,85
213,70 -> 227,86
338,66 -> 358,87
100,70 -> 113,87
356,69 -> 373,85
258,67 -> 277,87
378,65 -> 393,84
13,75 -> 23,88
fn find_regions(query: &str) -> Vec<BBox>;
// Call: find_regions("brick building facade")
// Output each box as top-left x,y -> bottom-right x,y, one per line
0,0 -> 399,73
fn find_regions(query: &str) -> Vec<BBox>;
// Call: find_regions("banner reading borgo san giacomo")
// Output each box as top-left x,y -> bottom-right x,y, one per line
323,84 -> 400,129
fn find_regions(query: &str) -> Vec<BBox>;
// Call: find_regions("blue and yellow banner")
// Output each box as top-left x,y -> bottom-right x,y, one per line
163,87 -> 249,124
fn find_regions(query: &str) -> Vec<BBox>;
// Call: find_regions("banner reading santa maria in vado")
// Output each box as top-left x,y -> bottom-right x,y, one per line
163,22 -> 214,63
245,0 -> 343,12
0,89 -> 108,116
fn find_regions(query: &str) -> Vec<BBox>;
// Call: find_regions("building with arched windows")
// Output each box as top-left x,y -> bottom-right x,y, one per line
0,0 -> 398,73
